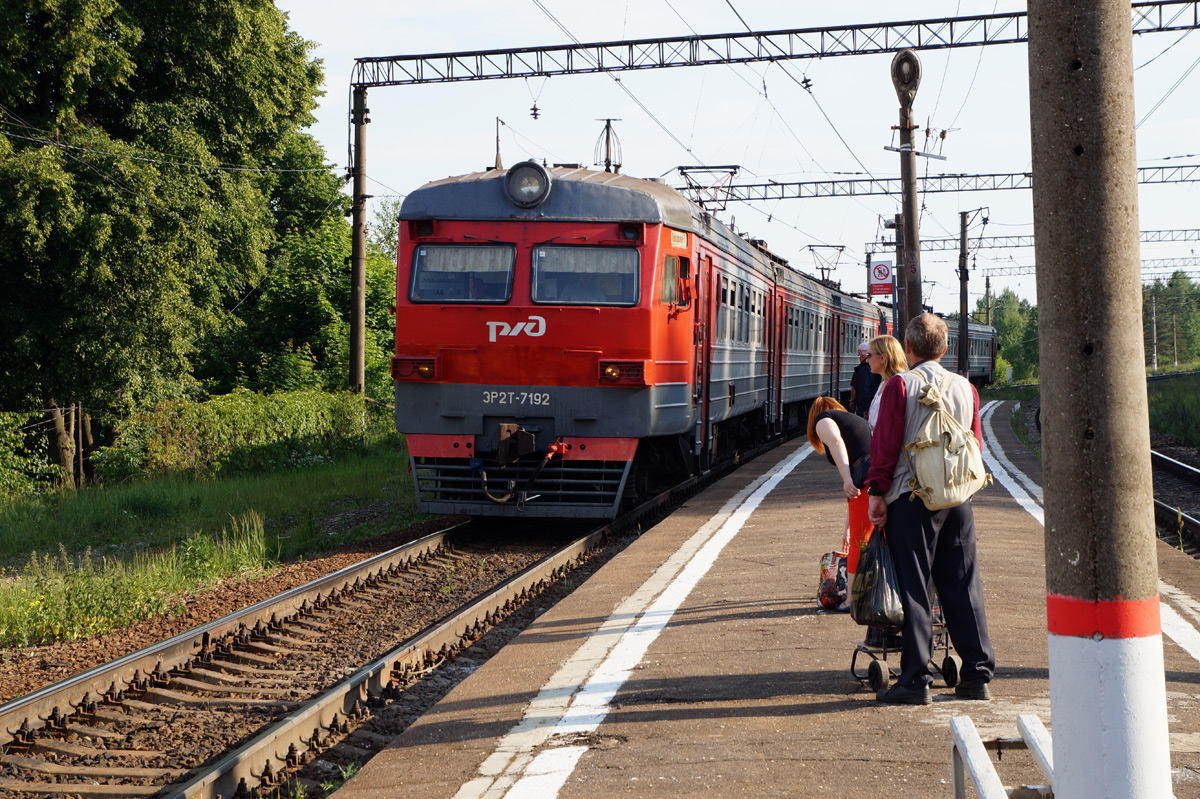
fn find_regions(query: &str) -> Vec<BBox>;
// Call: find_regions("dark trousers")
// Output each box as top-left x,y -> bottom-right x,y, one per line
886,494 -> 994,689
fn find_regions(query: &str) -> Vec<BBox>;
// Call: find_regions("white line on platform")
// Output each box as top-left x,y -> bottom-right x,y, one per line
987,400 -> 1044,503
1159,600 -> 1200,663
980,402 -> 1044,525
452,444 -> 814,799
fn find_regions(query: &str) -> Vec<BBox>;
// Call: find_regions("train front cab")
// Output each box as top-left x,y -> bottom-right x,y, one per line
392,166 -> 701,518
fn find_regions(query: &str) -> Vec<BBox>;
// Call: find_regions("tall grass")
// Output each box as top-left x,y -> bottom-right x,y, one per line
0,511 -> 268,647
1147,373 -> 1200,447
980,384 -> 1040,403
0,434 -> 425,645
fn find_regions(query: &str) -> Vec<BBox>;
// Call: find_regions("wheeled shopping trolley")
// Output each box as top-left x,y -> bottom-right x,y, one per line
850,594 -> 960,691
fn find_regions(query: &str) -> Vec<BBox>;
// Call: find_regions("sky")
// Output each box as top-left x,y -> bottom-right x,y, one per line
273,0 -> 1200,314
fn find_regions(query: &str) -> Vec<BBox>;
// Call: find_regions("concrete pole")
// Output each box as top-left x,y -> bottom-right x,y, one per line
349,86 -> 369,393
891,50 -> 924,325
894,213 -> 906,335
75,400 -> 83,488
1151,294 -> 1158,371
985,275 -> 992,326
958,210 -> 969,375
1027,2 -> 1171,797
865,252 -> 873,298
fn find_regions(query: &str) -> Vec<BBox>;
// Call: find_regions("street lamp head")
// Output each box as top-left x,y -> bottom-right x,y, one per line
891,49 -> 922,108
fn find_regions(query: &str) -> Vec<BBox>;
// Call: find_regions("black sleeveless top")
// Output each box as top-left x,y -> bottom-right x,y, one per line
815,409 -> 872,468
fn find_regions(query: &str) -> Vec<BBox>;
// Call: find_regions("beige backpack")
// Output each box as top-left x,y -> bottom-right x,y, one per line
902,373 -> 992,510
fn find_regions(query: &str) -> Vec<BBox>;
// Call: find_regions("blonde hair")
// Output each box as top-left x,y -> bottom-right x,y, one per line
869,335 -> 907,380
806,395 -> 846,452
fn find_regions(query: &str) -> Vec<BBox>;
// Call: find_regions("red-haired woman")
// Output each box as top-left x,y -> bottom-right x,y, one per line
807,396 -> 873,611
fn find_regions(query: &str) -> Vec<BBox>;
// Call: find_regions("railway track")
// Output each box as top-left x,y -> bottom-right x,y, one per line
0,436 -> 754,798
0,522 -> 586,798
1153,450 -> 1200,556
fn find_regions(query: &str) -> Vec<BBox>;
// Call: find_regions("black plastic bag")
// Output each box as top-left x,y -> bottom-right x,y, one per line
850,526 -> 905,628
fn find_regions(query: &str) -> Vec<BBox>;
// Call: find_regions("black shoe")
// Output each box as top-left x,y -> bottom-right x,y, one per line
954,679 -> 991,701
876,683 -> 932,705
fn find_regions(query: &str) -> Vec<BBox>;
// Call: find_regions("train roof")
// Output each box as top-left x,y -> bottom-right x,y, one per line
403,164 -> 797,277
400,165 -> 698,230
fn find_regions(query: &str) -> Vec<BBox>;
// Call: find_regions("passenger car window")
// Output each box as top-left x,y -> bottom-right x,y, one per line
532,245 -> 639,306
409,244 -> 514,303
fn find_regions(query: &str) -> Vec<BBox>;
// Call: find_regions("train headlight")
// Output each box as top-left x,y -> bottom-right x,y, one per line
417,363 -> 435,378
505,161 -> 552,208
601,364 -> 621,381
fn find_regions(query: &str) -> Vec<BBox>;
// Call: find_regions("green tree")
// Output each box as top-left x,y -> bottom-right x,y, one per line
368,197 -> 404,268
0,0 -> 328,467
974,287 -> 1037,381
1143,273 -> 1200,369
1012,304 -> 1039,382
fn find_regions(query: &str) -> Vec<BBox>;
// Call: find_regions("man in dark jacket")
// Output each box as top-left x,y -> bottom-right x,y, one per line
849,342 -> 881,418
866,314 -> 994,705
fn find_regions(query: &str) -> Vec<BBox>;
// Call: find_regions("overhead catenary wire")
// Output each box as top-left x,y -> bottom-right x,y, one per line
659,0 -> 894,240
1137,49 -> 1200,127
530,0 -> 702,163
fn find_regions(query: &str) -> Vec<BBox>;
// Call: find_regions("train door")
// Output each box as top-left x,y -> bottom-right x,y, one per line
694,255 -> 713,469
771,289 -> 784,435
828,312 -> 845,397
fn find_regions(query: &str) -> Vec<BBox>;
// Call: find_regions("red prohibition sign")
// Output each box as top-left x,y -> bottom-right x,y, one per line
872,262 -> 890,282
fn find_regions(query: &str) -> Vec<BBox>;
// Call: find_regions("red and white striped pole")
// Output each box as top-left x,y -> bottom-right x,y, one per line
1028,1 -> 1172,797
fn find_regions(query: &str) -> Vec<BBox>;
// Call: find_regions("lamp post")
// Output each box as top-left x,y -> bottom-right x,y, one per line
891,49 -> 924,328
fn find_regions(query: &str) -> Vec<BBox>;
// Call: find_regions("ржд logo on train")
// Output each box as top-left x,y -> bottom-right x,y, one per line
486,316 -> 546,343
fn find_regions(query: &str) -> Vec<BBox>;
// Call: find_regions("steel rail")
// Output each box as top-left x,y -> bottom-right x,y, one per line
156,438 -> 770,797
1154,499 -> 1200,551
0,524 -> 464,749
160,448 -> 745,798
161,524 -> 608,799
1152,451 -> 1200,551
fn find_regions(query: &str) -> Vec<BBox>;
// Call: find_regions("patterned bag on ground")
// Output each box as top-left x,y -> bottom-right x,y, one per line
817,551 -> 848,609
903,373 -> 992,511
849,527 -> 904,627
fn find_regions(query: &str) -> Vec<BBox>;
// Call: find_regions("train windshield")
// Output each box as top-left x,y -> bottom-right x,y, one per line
409,244 -> 515,303
531,245 -> 640,306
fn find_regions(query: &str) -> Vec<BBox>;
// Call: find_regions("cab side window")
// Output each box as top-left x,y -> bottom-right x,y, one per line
661,255 -> 678,305
660,255 -> 691,307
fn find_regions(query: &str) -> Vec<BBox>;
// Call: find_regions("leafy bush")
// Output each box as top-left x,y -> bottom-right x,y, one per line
0,413 -> 65,501
93,389 -> 386,481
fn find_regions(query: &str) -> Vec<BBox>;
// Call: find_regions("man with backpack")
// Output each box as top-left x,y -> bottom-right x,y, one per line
865,313 -> 995,705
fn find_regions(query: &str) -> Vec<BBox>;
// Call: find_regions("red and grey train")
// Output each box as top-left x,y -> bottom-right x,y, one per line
392,161 -> 996,518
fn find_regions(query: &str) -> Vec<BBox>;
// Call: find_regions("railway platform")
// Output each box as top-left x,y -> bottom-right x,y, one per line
336,401 -> 1200,798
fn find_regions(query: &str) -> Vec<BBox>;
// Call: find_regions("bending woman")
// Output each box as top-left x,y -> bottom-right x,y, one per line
806,396 -> 873,610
